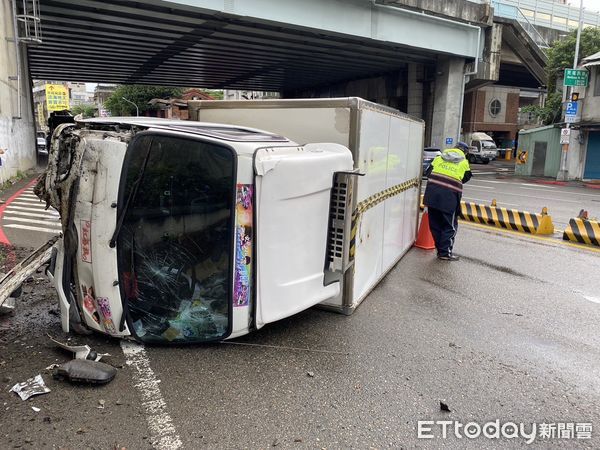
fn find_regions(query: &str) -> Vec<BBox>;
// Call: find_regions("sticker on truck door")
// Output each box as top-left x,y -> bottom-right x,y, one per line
234,184 -> 253,308
80,220 -> 92,263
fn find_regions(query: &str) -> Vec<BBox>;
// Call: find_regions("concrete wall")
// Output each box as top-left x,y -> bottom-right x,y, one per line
0,0 -> 36,183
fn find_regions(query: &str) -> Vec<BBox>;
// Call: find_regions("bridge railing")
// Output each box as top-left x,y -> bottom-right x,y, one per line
489,0 -> 600,32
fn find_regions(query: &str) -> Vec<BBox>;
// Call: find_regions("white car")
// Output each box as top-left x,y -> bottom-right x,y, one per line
36,132 -> 47,155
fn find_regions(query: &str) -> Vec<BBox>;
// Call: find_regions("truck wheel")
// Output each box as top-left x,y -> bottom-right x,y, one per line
482,159 -> 490,165
468,154 -> 475,164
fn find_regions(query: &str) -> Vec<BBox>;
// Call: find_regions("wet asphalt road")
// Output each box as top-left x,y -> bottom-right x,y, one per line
1,219 -> 600,448
454,161 -> 600,231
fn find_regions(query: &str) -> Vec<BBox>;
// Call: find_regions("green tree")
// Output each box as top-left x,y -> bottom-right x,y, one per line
104,85 -> 184,116
71,103 -> 97,118
202,89 -> 224,100
524,27 -> 600,125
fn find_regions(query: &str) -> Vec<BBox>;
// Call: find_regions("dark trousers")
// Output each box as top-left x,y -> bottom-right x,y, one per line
428,207 -> 459,257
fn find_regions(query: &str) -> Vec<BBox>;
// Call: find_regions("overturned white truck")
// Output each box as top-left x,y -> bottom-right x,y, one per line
6,98 -> 423,344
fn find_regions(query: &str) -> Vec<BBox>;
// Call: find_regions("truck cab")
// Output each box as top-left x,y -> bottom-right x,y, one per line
38,118 -> 353,344
465,132 -> 498,164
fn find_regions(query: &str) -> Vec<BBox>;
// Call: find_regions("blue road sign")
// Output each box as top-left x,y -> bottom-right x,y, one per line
445,137 -> 453,145
565,101 -> 579,123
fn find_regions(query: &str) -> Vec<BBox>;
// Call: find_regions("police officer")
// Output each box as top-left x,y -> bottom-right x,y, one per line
423,142 -> 472,261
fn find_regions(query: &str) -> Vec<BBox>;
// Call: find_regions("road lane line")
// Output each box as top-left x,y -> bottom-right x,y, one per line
7,200 -> 48,207
477,191 -> 580,204
3,217 -> 61,227
521,183 -> 555,188
3,210 -> 59,219
464,185 -> 495,190
461,221 -> 600,254
463,197 -> 519,206
3,224 -> 60,234
472,180 -> 508,184
5,205 -> 59,215
120,341 -> 183,450
8,199 -> 44,205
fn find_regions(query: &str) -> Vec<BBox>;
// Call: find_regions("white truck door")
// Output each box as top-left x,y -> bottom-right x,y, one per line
254,143 -> 353,328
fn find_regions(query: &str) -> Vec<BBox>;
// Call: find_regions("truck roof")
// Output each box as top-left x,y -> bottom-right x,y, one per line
78,117 -> 290,143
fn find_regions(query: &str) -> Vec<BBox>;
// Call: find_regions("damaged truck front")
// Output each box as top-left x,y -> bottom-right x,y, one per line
31,118 -> 354,344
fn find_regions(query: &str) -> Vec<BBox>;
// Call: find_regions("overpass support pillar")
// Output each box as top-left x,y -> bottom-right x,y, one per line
430,56 -> 465,148
406,63 -> 423,119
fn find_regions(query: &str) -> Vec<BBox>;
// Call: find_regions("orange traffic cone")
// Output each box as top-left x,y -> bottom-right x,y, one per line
415,212 -> 436,250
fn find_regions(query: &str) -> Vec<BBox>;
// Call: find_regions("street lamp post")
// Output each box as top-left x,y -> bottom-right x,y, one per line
557,0 -> 584,181
121,97 -> 139,117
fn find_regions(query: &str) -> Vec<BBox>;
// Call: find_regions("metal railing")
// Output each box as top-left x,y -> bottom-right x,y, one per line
488,0 -> 600,31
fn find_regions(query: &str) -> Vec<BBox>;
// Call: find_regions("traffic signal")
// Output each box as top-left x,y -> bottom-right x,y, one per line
571,92 -> 580,102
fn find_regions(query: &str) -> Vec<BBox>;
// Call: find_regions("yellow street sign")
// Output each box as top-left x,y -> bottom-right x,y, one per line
45,84 -> 70,112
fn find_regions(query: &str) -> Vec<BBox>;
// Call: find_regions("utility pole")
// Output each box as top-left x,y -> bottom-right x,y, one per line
121,97 -> 139,117
557,0 -> 584,181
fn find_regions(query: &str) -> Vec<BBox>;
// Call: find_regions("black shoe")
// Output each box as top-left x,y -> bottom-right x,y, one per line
437,255 -> 460,261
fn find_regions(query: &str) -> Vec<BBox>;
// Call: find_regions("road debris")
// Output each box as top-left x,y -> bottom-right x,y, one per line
10,374 -> 51,400
307,371 -> 315,377
31,406 -> 41,412
53,359 -> 116,384
98,399 -> 105,409
47,334 -> 110,361
440,401 -> 451,412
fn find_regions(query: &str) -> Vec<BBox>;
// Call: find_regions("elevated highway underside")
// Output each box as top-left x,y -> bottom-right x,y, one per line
26,0 -> 480,92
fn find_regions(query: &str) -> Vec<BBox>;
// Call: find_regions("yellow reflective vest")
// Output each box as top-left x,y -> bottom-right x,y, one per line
430,149 -> 470,182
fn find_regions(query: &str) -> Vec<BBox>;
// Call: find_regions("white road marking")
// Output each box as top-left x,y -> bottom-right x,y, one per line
8,201 -> 47,208
584,296 -> 600,304
485,191 -> 579,203
3,210 -> 59,219
3,216 -> 61,227
463,197 -> 519,206
120,341 -> 183,450
8,197 -> 44,203
17,194 -> 40,199
472,180 -> 508,184
464,185 -> 495,190
4,224 -> 60,234
5,205 -> 59,216
521,183 -> 555,189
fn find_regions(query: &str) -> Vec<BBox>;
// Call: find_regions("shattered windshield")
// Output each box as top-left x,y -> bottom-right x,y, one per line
117,134 -> 235,343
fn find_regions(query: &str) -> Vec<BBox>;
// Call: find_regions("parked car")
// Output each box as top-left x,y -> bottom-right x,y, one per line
36,131 -> 47,155
422,147 -> 441,176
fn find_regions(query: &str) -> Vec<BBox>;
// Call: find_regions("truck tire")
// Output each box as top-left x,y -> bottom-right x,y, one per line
467,154 -> 475,164
482,159 -> 490,165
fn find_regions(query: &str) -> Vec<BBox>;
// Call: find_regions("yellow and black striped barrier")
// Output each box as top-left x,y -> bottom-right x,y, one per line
349,177 -> 420,259
459,200 -> 554,235
563,218 -> 600,247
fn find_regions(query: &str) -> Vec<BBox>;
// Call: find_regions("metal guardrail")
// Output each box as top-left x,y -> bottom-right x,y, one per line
490,0 -> 600,32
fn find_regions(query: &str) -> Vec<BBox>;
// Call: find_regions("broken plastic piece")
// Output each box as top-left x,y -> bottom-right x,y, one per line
47,334 -> 109,361
10,374 -> 51,400
53,359 -> 116,384
0,296 -> 15,315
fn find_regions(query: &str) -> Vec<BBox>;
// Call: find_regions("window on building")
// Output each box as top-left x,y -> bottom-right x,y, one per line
489,99 -> 502,117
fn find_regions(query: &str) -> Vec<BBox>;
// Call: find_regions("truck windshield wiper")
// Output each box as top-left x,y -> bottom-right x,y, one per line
109,147 -> 152,248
